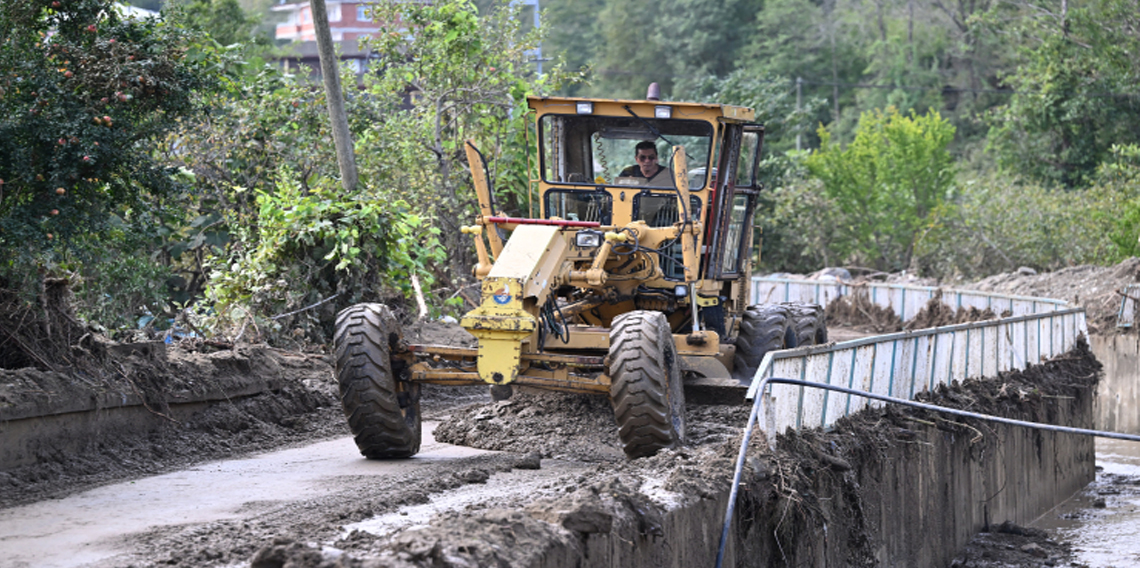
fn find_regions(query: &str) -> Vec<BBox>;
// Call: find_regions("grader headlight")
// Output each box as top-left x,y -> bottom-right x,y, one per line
575,230 -> 602,249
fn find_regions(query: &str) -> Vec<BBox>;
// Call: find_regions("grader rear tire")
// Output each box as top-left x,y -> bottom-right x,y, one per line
334,303 -> 421,459
732,304 -> 795,382
784,302 -> 828,347
608,311 -> 686,459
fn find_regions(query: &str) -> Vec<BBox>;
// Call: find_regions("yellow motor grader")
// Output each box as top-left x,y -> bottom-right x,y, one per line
334,87 -> 827,459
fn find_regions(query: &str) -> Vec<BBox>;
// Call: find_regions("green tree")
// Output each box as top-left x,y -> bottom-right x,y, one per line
680,71 -> 825,153
363,0 -> 574,274
736,0 -> 867,133
858,20 -> 948,115
0,0 -> 225,364
805,107 -> 956,270
590,0 -> 672,98
653,0 -> 761,95
544,0 -> 604,96
985,0 -> 1140,187
177,0 -> 260,47
1097,145 -> 1140,260
190,0 -> 576,343
172,0 -> 275,75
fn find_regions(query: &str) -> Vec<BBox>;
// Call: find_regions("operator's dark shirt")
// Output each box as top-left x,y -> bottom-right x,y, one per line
617,164 -> 673,186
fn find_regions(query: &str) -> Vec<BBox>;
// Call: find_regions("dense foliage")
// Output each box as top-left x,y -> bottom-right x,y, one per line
806,108 -> 955,271
160,0 -> 576,344
0,0 -> 222,272
3,0 -> 1138,359
0,0 -> 227,367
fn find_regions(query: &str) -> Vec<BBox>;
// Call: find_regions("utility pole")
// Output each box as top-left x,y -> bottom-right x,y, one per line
515,0 -> 547,75
309,0 -> 358,192
795,77 -> 803,152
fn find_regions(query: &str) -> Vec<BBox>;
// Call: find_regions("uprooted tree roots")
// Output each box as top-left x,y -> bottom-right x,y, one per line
0,277 -> 105,372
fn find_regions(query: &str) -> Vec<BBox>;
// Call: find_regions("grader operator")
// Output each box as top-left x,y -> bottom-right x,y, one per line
333,87 -> 827,460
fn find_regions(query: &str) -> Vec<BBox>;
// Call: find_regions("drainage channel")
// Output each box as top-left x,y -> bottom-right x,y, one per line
717,377 -> 1140,568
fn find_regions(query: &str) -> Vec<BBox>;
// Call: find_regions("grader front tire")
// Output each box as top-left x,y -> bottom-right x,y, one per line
334,303 -> 421,459
608,311 -> 686,459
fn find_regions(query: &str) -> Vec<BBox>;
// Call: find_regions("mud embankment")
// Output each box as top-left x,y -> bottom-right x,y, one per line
251,342 -> 1097,568
0,343 -> 340,508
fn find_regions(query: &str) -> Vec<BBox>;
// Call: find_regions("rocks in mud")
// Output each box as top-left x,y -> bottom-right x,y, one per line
524,478 -> 665,538
526,490 -> 615,534
381,509 -> 575,567
453,468 -> 490,484
514,451 -> 542,470
250,538 -> 359,568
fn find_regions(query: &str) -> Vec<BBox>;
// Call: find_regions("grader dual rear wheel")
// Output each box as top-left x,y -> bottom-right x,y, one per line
732,304 -> 795,382
334,303 -> 422,459
607,310 -> 686,459
784,302 -> 828,347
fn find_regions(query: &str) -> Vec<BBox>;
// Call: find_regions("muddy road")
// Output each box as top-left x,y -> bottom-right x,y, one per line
0,420 -> 570,568
0,385 -> 755,568
0,311 -> 1118,568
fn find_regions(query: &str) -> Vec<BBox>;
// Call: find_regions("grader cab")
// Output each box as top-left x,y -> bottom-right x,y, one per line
334,87 -> 827,459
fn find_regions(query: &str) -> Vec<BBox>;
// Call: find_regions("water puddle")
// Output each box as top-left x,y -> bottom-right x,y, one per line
1033,438 -> 1140,567
340,459 -> 589,539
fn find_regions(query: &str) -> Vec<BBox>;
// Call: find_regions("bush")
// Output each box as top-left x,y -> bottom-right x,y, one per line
914,171 -> 1140,278
804,107 -> 955,271
204,171 -> 446,344
755,152 -> 850,273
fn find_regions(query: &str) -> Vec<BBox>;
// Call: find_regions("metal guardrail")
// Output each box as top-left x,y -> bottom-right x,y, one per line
745,276 -> 1088,438
1116,283 -> 1140,329
751,277 -> 1069,321
747,308 -> 1088,435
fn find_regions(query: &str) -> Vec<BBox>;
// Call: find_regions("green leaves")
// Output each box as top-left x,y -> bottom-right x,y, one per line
985,0 -> 1140,188
805,107 -> 956,270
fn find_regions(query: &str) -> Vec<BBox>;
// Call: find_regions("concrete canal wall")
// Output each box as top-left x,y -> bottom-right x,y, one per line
1091,334 -> 1140,434
525,346 -> 1098,568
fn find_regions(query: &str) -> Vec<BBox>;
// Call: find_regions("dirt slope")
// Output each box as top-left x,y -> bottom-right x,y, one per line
967,258 -> 1140,334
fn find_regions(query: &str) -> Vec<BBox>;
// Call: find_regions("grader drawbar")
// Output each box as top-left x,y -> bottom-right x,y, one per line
334,86 -> 827,459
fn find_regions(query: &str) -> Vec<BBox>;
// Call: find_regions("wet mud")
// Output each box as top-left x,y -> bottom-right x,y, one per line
106,342 -> 1095,568
0,314 -> 1104,567
0,341 -> 487,510
825,289 -> 1000,333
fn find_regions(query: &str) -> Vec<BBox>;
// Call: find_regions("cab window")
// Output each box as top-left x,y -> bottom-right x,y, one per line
633,193 -> 701,227
544,190 -> 612,225
539,114 -> 713,190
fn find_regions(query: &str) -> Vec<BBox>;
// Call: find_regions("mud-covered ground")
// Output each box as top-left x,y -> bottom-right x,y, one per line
968,259 -> 1140,334
4,339 -> 1099,567
1,275 -> 1126,567
0,320 -> 486,510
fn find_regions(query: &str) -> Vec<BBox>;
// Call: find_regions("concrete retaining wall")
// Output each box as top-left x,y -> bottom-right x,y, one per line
1091,334 -> 1140,434
0,345 -> 304,472
530,352 -> 1097,568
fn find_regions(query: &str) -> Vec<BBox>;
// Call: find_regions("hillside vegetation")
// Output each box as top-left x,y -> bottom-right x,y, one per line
1,0 -> 1138,366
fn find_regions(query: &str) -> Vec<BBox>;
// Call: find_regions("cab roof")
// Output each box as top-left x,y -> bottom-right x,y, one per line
527,95 -> 756,123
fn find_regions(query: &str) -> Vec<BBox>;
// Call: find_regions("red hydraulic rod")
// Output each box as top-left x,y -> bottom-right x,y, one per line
485,216 -> 601,228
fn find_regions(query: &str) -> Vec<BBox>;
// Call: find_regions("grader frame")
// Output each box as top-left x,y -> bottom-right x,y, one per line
334,88 -> 826,459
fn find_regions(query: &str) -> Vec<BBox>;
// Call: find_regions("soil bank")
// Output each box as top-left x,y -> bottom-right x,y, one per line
230,342 -> 1098,568
0,322 -> 1101,567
